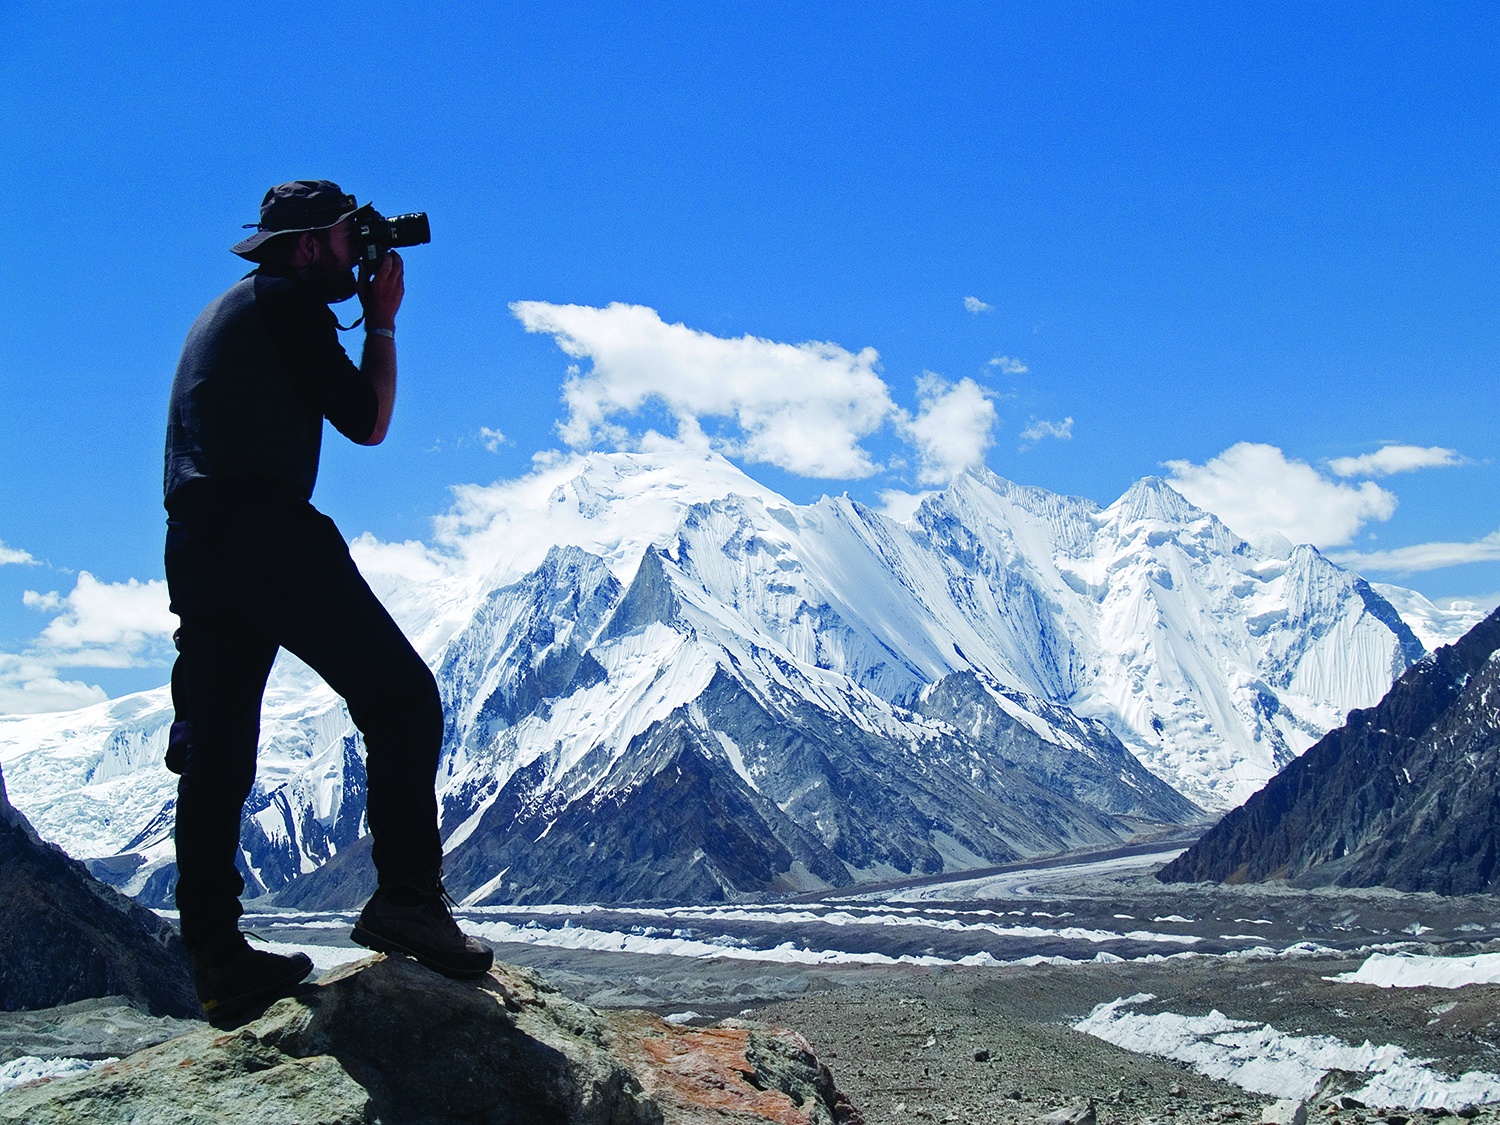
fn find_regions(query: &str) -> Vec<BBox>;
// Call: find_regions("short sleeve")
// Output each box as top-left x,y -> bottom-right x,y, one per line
255,274 -> 379,444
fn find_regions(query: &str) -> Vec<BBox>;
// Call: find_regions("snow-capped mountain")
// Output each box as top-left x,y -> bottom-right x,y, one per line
0,448 -> 1427,905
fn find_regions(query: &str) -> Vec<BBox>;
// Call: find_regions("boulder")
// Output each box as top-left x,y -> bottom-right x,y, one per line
0,954 -> 863,1124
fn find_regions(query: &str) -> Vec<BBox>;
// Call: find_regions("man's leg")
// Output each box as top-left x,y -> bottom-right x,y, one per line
260,512 -> 445,885
171,612 -> 278,948
171,610 -> 314,1019
256,507 -> 490,977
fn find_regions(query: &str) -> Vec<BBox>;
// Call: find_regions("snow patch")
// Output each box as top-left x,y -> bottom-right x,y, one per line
1329,952 -> 1500,990
0,1055 -> 117,1093
1076,994 -> 1500,1109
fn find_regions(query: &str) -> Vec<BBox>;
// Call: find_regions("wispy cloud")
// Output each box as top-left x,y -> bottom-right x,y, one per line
0,655 -> 108,714
963,296 -> 992,314
1328,444 -> 1465,478
1164,443 -> 1397,550
1019,416 -> 1073,449
988,355 -> 1027,375
1328,529 -> 1500,575
512,301 -> 896,479
899,374 -> 998,485
479,426 -> 508,453
875,489 -> 939,523
0,541 -> 37,566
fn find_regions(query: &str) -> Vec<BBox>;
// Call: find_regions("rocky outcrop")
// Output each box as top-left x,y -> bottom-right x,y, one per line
1158,607 -> 1500,892
0,764 -> 196,1018
0,954 -> 861,1124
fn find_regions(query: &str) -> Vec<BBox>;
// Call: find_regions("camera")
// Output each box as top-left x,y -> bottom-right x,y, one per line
350,204 -> 430,266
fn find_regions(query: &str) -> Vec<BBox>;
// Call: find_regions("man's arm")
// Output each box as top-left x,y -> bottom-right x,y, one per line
357,250 -> 404,446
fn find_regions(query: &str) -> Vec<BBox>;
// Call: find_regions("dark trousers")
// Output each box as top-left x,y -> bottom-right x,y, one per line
165,487 -> 443,948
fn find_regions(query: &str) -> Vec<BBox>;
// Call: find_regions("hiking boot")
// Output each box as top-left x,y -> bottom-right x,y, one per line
351,879 -> 493,979
190,931 -> 314,1020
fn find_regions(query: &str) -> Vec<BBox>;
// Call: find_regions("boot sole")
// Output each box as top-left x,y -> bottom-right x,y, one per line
351,923 -> 493,979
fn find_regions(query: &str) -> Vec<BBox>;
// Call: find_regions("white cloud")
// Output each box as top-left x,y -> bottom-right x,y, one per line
32,573 -> 174,653
479,426 -> 508,453
348,534 -> 454,585
963,296 -> 992,314
1019,416 -> 1074,447
0,653 -> 107,714
511,301 -> 895,479
900,374 -> 998,485
1,573 -> 176,715
875,489 -> 939,523
22,590 -> 62,612
1328,529 -> 1500,575
988,355 -> 1027,375
1163,443 -> 1397,550
1328,444 -> 1464,478
0,541 -> 37,566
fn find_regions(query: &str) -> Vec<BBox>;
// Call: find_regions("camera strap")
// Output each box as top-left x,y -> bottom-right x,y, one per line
336,314 -> 365,332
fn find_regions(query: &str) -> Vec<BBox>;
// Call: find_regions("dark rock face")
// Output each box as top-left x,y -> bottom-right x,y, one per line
1158,607 -> 1500,892
914,671 -> 1202,824
0,955 -> 860,1124
0,764 -> 197,1018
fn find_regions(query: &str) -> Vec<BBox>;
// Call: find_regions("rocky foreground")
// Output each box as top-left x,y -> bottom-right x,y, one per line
0,953 -> 859,1124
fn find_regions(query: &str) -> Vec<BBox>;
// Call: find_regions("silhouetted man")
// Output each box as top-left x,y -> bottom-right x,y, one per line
163,180 -> 490,1019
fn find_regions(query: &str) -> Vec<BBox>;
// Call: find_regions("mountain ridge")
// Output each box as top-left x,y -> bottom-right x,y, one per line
0,450 -> 1431,905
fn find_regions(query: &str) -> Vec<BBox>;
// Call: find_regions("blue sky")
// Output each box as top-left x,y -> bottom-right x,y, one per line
2,1 -> 1497,711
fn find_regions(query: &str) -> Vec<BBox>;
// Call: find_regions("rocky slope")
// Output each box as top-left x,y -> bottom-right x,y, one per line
0,764 -> 196,1018
1,449 -> 1429,906
1158,606 -> 1500,892
0,954 -> 858,1125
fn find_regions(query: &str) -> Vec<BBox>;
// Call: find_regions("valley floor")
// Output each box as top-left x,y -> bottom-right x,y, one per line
8,848 -> 1500,1123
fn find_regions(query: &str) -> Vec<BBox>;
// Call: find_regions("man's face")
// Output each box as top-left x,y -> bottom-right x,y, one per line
304,218 -> 359,303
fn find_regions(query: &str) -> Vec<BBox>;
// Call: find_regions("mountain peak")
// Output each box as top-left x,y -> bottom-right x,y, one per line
1110,476 -> 1199,525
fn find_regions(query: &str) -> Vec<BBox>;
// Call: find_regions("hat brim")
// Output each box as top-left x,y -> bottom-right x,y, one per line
230,206 -> 359,260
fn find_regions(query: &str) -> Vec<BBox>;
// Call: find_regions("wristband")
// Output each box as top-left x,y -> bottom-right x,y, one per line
369,327 -> 395,340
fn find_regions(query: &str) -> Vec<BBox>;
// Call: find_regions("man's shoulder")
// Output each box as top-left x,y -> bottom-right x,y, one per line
252,267 -> 332,327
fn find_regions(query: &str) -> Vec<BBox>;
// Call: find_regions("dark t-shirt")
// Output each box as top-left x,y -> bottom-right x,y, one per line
163,263 -> 377,509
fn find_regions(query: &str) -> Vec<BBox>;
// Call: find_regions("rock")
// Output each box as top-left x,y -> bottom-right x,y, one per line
973,1048 -> 990,1062
0,764 -> 196,1018
0,954 -> 862,1124
1036,1098 -> 1096,1124
1259,1098 -> 1308,1124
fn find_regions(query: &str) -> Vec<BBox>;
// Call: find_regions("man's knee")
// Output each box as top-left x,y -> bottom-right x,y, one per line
356,659 -> 443,754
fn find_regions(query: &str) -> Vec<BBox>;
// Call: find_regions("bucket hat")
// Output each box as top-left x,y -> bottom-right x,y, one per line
231,180 -> 358,260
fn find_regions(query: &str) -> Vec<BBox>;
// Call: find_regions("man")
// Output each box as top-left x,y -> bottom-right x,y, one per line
164,180 -> 491,1019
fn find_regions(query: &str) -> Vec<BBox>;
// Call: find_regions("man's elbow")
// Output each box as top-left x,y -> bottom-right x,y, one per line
362,421 -> 389,446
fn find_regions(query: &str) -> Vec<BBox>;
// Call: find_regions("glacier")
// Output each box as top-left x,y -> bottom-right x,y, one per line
0,448 -> 1430,905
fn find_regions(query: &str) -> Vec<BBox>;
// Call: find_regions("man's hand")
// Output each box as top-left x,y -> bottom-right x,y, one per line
358,250 -> 404,329
357,250 -> 402,446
